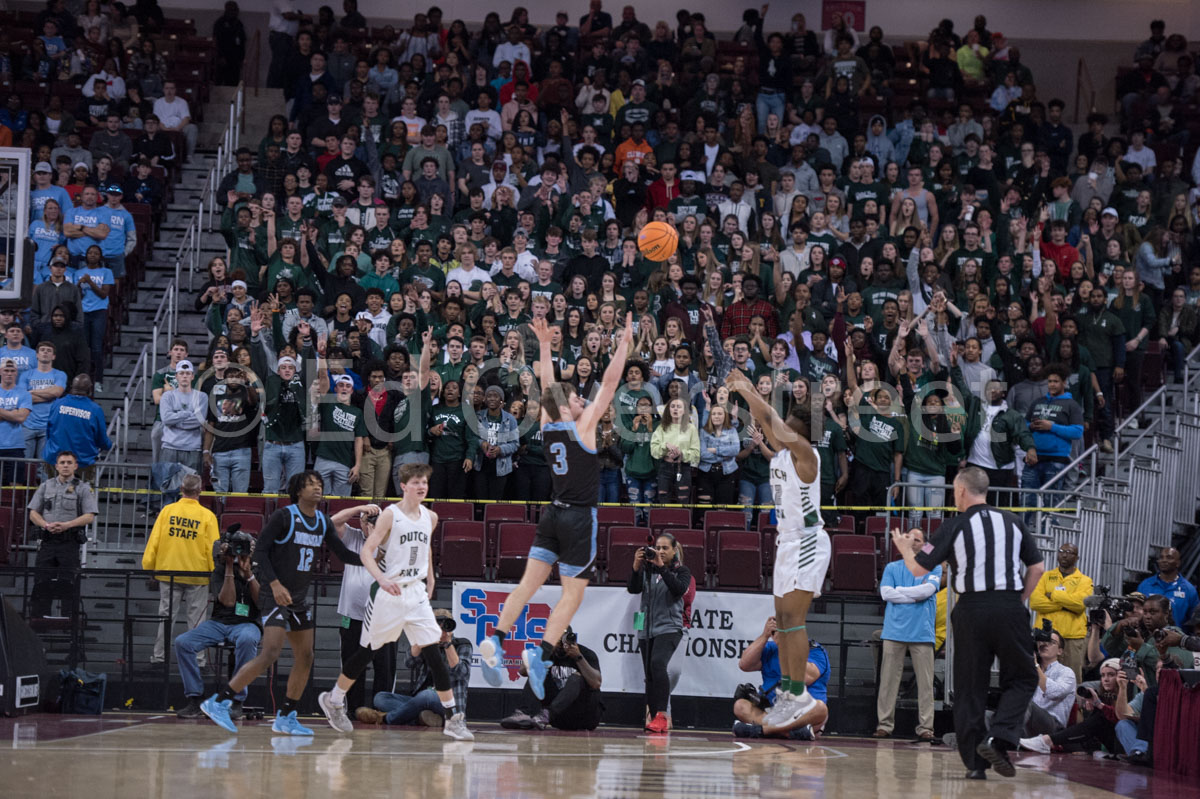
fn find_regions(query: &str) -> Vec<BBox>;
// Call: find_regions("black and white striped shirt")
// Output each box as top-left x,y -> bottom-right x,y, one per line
915,504 -> 1042,594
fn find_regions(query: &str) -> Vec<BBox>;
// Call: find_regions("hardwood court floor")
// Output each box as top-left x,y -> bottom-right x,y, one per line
0,714 -> 1192,799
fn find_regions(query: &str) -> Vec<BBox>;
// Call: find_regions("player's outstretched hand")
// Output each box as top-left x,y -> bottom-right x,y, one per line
530,317 -> 554,346
378,577 -> 403,596
725,370 -> 753,395
621,312 -> 634,346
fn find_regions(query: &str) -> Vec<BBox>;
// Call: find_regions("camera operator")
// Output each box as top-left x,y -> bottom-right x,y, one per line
732,617 -> 830,739
1024,628 -> 1076,736
500,628 -> 603,731
1086,592 -> 1143,672
28,451 -> 97,617
1029,543 -> 1092,682
1019,658 -> 1129,754
358,609 -> 473,727
173,530 -> 262,719
1101,594 -> 1191,689
629,533 -> 694,734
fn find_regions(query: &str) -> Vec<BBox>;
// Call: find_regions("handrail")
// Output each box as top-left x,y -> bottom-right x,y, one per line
1041,340 -> 1200,492
1074,57 -> 1097,123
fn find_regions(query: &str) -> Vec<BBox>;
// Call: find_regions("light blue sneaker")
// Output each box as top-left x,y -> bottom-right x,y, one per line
477,634 -> 505,686
272,710 -> 315,736
200,694 -> 238,734
523,647 -> 550,700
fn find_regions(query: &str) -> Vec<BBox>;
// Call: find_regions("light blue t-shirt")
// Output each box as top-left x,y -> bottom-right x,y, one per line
881,559 -> 943,644
72,265 -> 113,312
0,344 -> 36,374
66,206 -> 107,257
29,219 -> 66,282
1137,574 -> 1200,629
20,368 -> 67,431
0,386 -> 33,449
30,185 -> 73,222
100,205 -> 135,257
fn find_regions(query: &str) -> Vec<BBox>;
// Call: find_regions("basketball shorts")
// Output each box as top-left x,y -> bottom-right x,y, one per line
530,504 -> 598,579
260,596 -> 315,631
773,528 -> 831,599
360,580 -> 442,651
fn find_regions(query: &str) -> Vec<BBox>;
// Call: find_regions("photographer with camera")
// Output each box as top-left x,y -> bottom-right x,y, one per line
732,617 -> 830,739
1029,543 -> 1092,682
500,628 -> 603,731
1101,594 -> 1191,689
357,609 -> 473,727
628,533 -> 695,734
1024,626 -> 1076,736
142,473 -> 220,665
1020,658 -> 1128,754
1086,590 -> 1142,672
173,528 -> 262,719
28,451 -> 97,617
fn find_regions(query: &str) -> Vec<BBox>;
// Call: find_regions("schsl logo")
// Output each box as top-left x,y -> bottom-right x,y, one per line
459,588 -> 552,681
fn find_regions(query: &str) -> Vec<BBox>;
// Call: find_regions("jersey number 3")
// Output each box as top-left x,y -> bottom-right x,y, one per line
298,547 -> 314,572
549,442 -> 569,475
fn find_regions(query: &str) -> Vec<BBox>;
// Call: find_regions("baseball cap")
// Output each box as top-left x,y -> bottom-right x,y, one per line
327,94 -> 342,104
73,161 -> 89,171
331,195 -> 348,208
1101,207 -> 1119,217
632,78 -> 645,86
333,374 -> 354,387
0,358 -> 16,369
355,311 -> 374,321
175,359 -> 194,372
34,161 -> 52,173
681,170 -> 703,182
277,356 -> 297,368
105,183 -> 123,193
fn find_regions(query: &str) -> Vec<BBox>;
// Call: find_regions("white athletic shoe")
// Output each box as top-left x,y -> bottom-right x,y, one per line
443,712 -> 475,741
764,689 -> 818,729
318,691 -> 354,733
1019,735 -> 1051,754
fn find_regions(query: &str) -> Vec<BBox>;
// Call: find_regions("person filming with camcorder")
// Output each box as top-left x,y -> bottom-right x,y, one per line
173,525 -> 262,719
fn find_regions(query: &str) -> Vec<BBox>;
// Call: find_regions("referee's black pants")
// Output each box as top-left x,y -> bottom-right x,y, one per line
951,592 -> 1038,771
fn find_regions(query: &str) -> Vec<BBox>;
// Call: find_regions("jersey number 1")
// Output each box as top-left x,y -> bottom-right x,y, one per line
549,442 -> 568,475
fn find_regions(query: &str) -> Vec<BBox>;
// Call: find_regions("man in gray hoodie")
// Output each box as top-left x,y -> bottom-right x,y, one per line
158,360 -> 207,473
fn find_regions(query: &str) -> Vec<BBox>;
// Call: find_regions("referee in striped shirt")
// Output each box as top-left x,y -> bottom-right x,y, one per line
891,466 -> 1045,780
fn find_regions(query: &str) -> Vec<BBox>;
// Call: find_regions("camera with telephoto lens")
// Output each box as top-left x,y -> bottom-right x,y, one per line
734,682 -> 771,710
220,524 -> 255,558
437,616 -> 457,633
1083,585 -> 1133,626
1033,618 -> 1055,646
642,545 -> 658,561
562,629 -> 578,647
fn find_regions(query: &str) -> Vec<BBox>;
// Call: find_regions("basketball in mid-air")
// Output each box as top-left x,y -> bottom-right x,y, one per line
637,221 -> 679,262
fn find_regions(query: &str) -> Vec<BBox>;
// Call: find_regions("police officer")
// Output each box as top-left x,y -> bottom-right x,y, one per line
892,466 -> 1045,780
28,450 -> 97,617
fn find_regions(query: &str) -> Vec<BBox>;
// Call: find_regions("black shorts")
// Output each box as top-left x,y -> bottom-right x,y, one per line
530,504 -> 597,579
259,595 -> 315,631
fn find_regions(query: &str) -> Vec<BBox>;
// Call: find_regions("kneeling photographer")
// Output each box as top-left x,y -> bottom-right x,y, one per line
732,616 -> 830,739
628,533 -> 695,734
501,628 -> 603,731
173,528 -> 262,719
359,609 -> 472,727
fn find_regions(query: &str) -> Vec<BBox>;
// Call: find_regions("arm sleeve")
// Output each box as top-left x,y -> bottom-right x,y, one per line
892,581 -> 938,601
914,520 -> 957,571
880,585 -> 915,604
322,516 -> 363,567
254,511 -> 288,584
658,564 -> 691,599
627,565 -> 644,594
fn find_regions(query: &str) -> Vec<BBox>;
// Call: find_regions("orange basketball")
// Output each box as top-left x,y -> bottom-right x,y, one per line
637,221 -> 679,262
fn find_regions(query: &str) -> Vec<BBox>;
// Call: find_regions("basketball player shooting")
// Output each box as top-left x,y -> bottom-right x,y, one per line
478,313 -> 634,697
317,463 -> 473,740
725,370 -> 830,730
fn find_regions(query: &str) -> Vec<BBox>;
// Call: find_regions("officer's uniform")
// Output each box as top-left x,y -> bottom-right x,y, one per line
29,475 -> 97,616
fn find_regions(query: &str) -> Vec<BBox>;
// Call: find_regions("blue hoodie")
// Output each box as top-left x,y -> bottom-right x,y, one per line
1026,390 -> 1083,460
44,393 -> 112,466
865,114 -> 896,165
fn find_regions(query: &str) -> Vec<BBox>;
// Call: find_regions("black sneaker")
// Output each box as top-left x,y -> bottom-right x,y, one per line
176,698 -> 203,719
976,737 -> 1015,778
229,701 -> 244,721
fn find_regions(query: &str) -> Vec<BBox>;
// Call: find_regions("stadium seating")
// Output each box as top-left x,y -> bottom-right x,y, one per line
830,535 -> 878,593
715,531 -> 762,590
495,523 -> 538,581
648,507 -> 691,536
606,527 -> 652,585
483,504 -> 526,566
438,521 -> 487,579
220,512 -> 264,539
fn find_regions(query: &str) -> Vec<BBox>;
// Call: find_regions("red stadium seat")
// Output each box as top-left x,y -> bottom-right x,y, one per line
831,536 -> 877,593
716,531 -> 762,589
483,504 -> 526,565
222,496 -> 271,515
220,512 -> 264,538
606,527 -> 652,585
670,529 -> 707,581
438,521 -> 487,579
495,523 -> 538,580
827,515 -> 857,534
704,510 -> 748,567
648,507 -> 691,536
595,507 -> 636,573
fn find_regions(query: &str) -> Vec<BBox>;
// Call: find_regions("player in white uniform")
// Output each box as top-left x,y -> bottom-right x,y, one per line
317,463 -> 473,740
726,371 -> 830,732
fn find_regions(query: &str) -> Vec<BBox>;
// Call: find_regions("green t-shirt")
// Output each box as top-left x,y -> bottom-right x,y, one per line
814,422 -> 848,486
851,410 -> 904,474
315,400 -> 367,467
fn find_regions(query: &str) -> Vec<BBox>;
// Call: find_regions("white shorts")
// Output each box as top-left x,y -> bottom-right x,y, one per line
773,529 -> 831,599
360,580 -> 442,650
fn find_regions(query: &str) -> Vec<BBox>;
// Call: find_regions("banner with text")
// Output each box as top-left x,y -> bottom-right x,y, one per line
452,581 -> 775,696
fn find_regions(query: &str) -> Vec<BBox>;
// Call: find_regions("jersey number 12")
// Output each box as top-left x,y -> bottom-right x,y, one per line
298,547 -> 314,572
